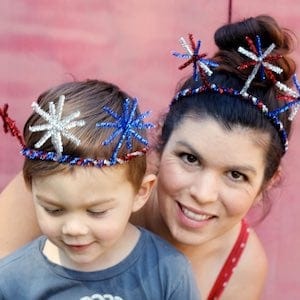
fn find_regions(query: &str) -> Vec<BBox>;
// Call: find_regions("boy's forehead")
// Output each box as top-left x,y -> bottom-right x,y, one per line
32,164 -> 129,186
31,165 -> 134,202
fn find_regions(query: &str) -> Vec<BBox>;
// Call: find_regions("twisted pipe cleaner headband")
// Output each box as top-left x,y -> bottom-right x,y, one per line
1,95 -> 154,167
172,34 -> 300,153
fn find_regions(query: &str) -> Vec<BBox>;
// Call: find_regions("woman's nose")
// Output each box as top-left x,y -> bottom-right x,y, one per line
189,171 -> 219,204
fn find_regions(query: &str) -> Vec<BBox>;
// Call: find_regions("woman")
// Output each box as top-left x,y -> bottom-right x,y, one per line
1,15 -> 299,299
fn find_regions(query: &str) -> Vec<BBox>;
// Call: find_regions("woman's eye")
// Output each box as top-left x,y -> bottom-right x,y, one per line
228,171 -> 247,182
44,207 -> 64,216
180,153 -> 198,165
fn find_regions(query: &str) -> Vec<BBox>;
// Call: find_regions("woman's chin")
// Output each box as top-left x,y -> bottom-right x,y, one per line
167,223 -> 205,247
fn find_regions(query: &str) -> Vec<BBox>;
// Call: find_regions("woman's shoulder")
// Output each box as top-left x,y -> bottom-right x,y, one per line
239,228 -> 268,279
0,236 -> 45,272
0,172 -> 41,258
222,227 -> 268,300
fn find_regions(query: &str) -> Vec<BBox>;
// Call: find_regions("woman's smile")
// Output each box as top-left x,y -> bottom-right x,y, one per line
177,201 -> 216,228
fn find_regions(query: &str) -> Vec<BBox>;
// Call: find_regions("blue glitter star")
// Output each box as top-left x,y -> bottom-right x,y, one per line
96,98 -> 154,164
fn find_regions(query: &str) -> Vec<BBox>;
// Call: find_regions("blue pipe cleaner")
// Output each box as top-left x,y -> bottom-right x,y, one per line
255,35 -> 266,80
96,98 -> 154,164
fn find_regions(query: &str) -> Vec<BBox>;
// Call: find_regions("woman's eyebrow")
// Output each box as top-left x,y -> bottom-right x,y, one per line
175,140 -> 202,156
228,165 -> 257,175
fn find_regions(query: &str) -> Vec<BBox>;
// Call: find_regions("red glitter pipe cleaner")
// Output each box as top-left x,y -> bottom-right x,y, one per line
0,103 -> 25,147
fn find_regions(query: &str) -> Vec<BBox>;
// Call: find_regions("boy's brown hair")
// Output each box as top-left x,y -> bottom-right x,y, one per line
23,79 -> 147,192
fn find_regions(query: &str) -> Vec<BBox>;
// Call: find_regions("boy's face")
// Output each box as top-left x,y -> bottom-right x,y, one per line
32,166 -> 144,271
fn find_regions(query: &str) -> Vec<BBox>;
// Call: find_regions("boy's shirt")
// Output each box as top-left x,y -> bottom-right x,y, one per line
0,227 -> 200,300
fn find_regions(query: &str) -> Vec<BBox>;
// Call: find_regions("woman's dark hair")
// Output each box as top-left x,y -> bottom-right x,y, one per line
158,15 -> 296,193
23,79 -> 147,192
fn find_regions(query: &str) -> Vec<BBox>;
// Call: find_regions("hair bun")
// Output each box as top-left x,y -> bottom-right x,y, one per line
213,15 -> 296,83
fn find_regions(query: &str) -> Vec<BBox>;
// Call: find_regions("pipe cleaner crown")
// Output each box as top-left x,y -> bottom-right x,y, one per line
1,93 -> 154,168
172,34 -> 300,153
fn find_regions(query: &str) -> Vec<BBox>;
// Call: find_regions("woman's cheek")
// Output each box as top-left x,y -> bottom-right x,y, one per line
222,190 -> 256,217
158,162 -> 185,194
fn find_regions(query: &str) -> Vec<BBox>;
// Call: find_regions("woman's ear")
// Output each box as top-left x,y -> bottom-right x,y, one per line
132,174 -> 157,212
253,166 -> 282,206
266,166 -> 282,191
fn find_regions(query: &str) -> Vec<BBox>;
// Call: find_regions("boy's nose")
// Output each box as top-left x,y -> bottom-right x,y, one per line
62,217 -> 89,236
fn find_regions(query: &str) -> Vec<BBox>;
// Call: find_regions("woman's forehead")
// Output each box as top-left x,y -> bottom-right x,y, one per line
166,117 -> 268,168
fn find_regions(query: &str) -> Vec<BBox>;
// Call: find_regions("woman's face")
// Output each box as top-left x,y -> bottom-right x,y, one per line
156,117 -> 269,246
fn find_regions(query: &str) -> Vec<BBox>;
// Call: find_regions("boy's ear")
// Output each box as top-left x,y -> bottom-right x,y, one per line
132,174 -> 156,212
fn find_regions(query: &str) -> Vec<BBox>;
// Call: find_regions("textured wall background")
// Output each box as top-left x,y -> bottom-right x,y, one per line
0,1 -> 299,298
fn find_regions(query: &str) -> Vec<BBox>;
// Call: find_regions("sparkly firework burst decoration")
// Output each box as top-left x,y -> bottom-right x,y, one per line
96,98 -> 154,164
29,95 -> 85,157
238,35 -> 284,94
172,34 -> 218,82
170,34 -> 300,153
237,36 -> 300,123
1,93 -> 153,168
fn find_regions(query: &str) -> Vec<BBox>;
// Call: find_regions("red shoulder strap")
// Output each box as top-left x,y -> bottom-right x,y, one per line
207,219 -> 249,300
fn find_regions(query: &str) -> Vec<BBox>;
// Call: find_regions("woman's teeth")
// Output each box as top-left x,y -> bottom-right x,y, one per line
182,206 -> 211,221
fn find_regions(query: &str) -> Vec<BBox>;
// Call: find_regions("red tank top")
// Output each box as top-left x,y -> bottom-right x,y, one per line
207,219 -> 250,300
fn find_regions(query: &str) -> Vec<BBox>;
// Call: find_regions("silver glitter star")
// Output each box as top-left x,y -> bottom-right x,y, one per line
29,95 -> 85,157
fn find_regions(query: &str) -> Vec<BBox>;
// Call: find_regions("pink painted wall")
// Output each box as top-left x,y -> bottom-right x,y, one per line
0,1 -> 299,298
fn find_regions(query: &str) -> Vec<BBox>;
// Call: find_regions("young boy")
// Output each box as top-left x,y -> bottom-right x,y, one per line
0,80 -> 200,299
